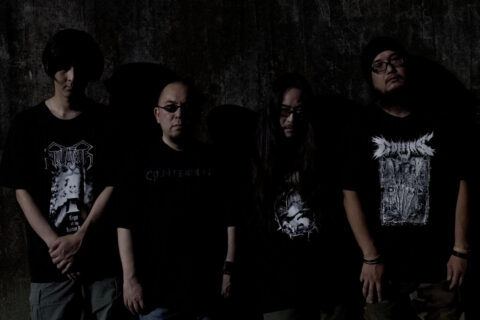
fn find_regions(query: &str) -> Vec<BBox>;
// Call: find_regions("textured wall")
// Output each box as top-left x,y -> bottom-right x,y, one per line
1,0 -> 480,317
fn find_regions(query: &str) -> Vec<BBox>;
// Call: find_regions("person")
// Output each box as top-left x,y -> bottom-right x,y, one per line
116,74 -> 235,320
252,73 -> 357,320
0,29 -> 121,319
342,37 -> 471,319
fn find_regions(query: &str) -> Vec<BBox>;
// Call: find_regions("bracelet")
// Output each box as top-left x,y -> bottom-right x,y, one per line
453,247 -> 470,255
452,250 -> 469,260
363,255 -> 383,265
223,261 -> 235,275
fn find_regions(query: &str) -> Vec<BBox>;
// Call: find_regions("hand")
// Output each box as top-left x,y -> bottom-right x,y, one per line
360,263 -> 384,303
123,276 -> 144,315
447,255 -> 467,290
65,271 -> 81,280
49,233 -> 83,273
221,274 -> 232,299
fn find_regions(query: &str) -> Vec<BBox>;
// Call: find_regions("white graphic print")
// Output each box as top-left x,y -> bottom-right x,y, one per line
45,141 -> 94,233
274,173 -> 318,239
372,132 -> 434,226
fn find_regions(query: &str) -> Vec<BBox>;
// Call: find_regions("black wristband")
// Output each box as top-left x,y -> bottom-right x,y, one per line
223,261 -> 234,275
363,255 -> 383,265
452,250 -> 469,260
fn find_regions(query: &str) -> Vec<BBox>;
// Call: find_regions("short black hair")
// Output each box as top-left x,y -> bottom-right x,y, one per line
42,29 -> 104,81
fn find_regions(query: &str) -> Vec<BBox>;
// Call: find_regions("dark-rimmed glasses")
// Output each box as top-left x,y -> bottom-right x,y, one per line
371,56 -> 404,74
279,106 -> 304,118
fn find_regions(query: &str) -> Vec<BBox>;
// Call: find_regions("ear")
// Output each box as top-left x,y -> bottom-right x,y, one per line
154,107 -> 161,124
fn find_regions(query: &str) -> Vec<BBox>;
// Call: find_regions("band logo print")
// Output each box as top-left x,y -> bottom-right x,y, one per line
372,133 -> 434,226
45,140 -> 94,233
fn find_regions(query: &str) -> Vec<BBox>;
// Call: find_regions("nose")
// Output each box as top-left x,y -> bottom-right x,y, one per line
174,106 -> 182,117
386,62 -> 396,73
66,66 -> 75,81
286,112 -> 294,122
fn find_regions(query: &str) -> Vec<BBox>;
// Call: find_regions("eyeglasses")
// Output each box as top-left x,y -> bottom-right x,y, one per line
371,56 -> 404,74
279,106 -> 304,118
156,103 -> 189,113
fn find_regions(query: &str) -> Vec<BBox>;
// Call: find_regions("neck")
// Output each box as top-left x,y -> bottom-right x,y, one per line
46,94 -> 85,120
162,135 -> 184,151
380,104 -> 411,118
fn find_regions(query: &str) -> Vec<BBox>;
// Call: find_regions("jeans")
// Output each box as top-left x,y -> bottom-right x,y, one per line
139,307 -> 214,320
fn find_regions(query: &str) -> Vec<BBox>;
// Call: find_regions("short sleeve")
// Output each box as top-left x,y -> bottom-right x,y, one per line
341,118 -> 368,192
0,114 -> 32,189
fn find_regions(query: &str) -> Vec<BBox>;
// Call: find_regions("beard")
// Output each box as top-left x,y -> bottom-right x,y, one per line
375,83 -> 413,108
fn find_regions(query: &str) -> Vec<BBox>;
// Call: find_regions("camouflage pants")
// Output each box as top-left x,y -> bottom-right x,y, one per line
364,280 -> 463,320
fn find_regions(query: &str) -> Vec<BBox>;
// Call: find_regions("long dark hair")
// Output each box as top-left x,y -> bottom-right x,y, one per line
253,73 -> 319,227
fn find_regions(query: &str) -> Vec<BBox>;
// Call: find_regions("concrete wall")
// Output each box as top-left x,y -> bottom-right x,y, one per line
1,0 -> 480,317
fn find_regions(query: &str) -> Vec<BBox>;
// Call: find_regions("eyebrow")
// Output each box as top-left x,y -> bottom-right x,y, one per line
281,104 -> 303,108
373,53 -> 400,63
164,99 -> 185,104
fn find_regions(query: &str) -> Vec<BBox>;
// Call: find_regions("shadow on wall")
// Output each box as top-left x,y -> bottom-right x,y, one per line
0,187 -> 29,319
106,62 -> 177,146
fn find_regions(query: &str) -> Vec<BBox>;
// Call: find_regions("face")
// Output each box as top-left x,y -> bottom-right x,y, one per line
154,82 -> 189,142
53,66 -> 87,98
279,87 -> 303,138
371,50 -> 407,94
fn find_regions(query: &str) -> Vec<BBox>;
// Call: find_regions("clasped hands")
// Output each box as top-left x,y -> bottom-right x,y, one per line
48,232 -> 84,279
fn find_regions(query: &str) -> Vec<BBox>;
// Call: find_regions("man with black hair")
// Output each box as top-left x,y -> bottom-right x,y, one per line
0,29 -> 121,319
343,37 -> 470,319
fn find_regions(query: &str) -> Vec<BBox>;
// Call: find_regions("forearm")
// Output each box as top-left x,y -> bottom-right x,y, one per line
118,227 -> 138,280
225,226 -> 236,262
454,180 -> 469,249
343,190 -> 379,259
16,189 -> 58,248
78,186 -> 114,237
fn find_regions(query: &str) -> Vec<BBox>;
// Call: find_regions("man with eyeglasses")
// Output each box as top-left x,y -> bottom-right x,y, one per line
116,75 -> 235,320
342,37 -> 470,319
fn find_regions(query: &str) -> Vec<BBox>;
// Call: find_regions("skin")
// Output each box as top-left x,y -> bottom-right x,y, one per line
46,66 -> 87,120
371,50 -> 407,95
17,65 -> 113,279
154,81 -> 189,151
279,87 -> 302,138
343,51 -> 470,303
120,82 -> 237,313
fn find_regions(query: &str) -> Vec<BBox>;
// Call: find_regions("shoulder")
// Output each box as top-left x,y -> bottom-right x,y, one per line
10,102 -> 48,129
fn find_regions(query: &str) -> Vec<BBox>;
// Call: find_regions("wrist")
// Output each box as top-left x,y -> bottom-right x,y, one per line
362,248 -> 380,261
123,272 -> 138,282
452,247 -> 471,260
223,261 -> 235,275
45,234 -> 58,248
363,254 -> 383,265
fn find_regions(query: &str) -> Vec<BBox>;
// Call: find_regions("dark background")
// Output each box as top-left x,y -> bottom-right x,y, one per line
1,0 -> 480,318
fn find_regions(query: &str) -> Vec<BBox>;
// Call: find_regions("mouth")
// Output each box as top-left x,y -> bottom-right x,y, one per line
386,76 -> 402,84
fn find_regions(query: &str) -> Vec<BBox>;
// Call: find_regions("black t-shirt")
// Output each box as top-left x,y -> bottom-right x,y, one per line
343,105 -> 466,281
257,163 -> 350,313
0,101 -> 118,282
117,137 -> 228,312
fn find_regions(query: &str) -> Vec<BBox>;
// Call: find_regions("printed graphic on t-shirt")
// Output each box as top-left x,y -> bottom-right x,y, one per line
274,183 -> 318,239
44,140 -> 94,233
372,132 -> 434,226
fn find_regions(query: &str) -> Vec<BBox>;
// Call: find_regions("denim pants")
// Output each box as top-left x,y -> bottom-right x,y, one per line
139,307 -> 214,320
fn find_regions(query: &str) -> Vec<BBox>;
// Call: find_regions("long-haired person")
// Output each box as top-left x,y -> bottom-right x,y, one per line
252,73 -> 357,320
